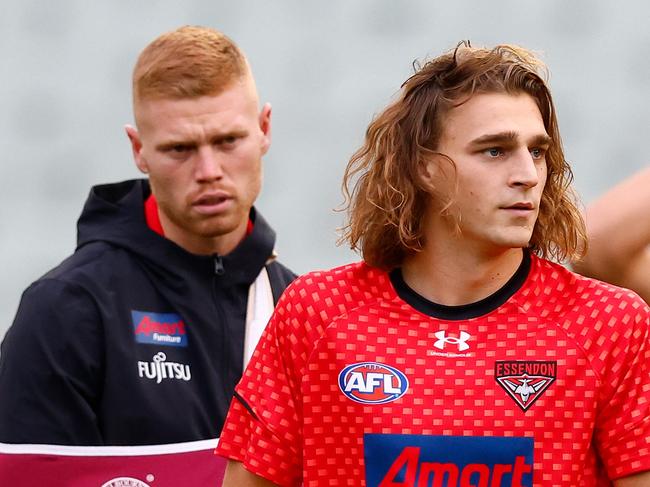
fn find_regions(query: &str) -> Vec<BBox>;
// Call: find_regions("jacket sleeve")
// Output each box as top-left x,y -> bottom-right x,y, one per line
0,278 -> 104,445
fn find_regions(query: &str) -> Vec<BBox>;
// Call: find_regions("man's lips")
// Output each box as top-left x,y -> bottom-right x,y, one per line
191,192 -> 233,214
500,202 -> 535,215
501,201 -> 534,210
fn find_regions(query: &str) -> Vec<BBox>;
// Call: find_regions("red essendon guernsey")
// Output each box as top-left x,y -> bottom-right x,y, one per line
217,253 -> 650,486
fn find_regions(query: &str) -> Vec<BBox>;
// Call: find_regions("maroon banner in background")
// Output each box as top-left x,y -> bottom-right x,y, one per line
0,439 -> 225,487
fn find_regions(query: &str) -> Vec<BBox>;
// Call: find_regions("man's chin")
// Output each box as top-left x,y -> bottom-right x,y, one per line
505,238 -> 534,250
488,232 -> 534,251
178,209 -> 250,239
193,220 -> 244,239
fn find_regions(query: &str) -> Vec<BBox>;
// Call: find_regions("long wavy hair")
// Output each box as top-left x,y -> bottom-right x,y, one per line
341,42 -> 586,270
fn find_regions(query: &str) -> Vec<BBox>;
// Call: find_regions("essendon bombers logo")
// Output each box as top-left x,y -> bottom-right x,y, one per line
339,362 -> 409,404
495,361 -> 557,412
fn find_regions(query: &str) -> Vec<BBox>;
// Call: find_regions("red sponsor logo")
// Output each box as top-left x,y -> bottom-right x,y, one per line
380,447 -> 532,487
135,316 -> 186,336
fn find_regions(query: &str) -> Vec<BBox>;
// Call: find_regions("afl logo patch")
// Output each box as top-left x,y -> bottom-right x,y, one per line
338,362 -> 409,404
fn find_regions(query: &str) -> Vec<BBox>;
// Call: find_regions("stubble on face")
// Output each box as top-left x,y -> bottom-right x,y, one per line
133,73 -> 267,255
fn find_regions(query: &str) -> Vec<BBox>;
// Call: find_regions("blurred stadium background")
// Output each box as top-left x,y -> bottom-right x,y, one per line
1,0 -> 649,341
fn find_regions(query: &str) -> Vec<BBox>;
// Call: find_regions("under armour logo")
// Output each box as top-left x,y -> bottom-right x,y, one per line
433,331 -> 471,351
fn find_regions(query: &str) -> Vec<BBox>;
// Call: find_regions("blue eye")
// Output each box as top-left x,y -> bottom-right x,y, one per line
486,148 -> 502,157
530,148 -> 546,159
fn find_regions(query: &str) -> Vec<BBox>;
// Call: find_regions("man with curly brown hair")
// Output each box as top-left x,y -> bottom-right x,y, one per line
217,43 -> 650,486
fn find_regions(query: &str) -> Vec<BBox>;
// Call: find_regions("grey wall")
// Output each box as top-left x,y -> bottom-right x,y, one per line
1,1 -> 649,341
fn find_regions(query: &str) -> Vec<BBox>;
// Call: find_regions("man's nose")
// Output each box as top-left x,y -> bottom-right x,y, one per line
509,149 -> 541,188
194,146 -> 224,182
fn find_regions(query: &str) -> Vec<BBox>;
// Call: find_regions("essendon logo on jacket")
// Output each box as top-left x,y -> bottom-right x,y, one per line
495,361 -> 557,412
338,362 -> 409,404
364,434 -> 534,487
132,310 -> 188,347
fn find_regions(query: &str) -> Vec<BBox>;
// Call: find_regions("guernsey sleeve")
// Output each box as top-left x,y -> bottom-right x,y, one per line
0,278 -> 104,444
217,280 -> 311,487
593,295 -> 650,479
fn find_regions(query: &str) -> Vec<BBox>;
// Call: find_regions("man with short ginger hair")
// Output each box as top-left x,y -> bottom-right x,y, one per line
218,43 -> 650,486
0,26 -> 295,485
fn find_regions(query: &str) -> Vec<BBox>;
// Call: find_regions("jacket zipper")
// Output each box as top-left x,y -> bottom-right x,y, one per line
212,254 -> 230,395
214,254 -> 225,275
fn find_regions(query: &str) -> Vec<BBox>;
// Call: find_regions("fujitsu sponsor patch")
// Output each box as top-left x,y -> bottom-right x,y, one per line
132,310 -> 187,347
495,360 -> 557,412
138,352 -> 191,384
338,362 -> 409,405
364,434 -> 534,487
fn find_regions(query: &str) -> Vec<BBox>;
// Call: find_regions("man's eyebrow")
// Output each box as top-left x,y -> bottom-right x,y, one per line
210,128 -> 248,140
155,139 -> 197,151
469,131 -> 517,146
468,131 -> 551,147
155,128 -> 250,150
530,134 -> 552,146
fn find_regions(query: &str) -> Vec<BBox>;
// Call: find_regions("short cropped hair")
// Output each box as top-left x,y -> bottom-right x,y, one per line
341,42 -> 586,270
132,26 -> 247,108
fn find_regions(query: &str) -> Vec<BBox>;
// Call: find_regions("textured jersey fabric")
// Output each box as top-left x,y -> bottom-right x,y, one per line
0,179 -> 295,446
217,252 -> 650,486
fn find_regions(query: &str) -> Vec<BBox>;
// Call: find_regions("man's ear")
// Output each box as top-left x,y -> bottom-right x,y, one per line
125,125 -> 148,174
419,153 -> 456,195
419,156 -> 438,192
259,103 -> 272,155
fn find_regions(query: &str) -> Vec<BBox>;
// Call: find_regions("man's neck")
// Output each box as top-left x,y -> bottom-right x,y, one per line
401,243 -> 524,306
159,212 -> 248,256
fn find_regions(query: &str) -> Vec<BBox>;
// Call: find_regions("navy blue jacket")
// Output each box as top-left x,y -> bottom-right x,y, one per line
0,179 -> 295,446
